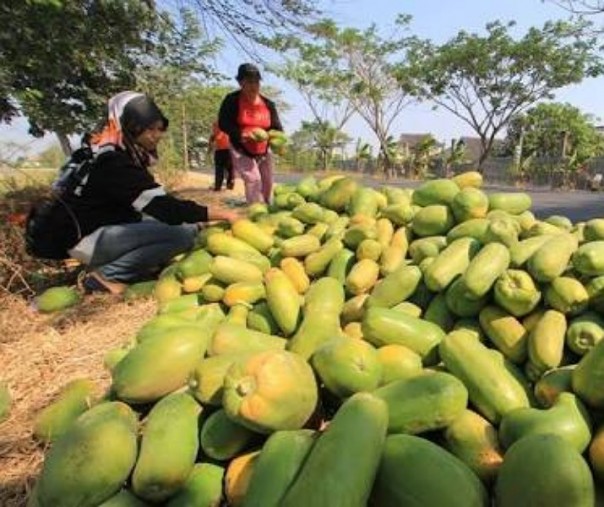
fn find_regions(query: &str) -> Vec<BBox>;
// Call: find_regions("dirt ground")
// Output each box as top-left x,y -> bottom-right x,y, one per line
0,171 -> 246,506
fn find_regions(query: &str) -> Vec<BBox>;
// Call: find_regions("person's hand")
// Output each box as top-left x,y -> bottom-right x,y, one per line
207,208 -> 241,224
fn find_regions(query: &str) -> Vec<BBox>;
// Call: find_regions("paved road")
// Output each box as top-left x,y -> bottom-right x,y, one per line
275,173 -> 604,223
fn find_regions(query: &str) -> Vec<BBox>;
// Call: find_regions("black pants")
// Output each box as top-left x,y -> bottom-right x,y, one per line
214,149 -> 234,190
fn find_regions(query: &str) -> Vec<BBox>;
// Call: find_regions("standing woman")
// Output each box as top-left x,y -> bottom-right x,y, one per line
27,91 -> 239,294
218,63 -> 284,204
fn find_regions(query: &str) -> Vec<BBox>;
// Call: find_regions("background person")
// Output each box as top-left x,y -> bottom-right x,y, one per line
27,91 -> 238,294
208,120 -> 234,191
218,63 -> 283,204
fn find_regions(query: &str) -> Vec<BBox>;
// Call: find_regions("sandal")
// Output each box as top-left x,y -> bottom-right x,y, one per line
80,272 -> 126,295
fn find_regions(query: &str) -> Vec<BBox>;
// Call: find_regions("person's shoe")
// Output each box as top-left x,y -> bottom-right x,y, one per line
81,272 -> 127,295
226,182 -> 234,190
213,187 -> 222,192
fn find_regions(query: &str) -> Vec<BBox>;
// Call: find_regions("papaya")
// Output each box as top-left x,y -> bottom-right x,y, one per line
113,320 -> 219,404
223,281 -> 265,307
165,463 -> 224,507
380,203 -> 415,225
343,321 -> 363,340
123,280 -> 157,301
572,339 -> 604,409
412,178 -> 460,206
280,393 -> 388,507
527,309 -> 567,376
447,218 -> 490,243
494,434 -> 594,507
348,187 -> 379,217
422,292 -> 454,331
365,264 -> 422,309
231,219 -> 274,253
488,192 -> 532,215
408,235 -> 448,264
206,232 -> 261,257
545,276 -> 589,316
573,240 -> 604,276
33,378 -> 97,443
280,234 -> 321,257
483,218 -> 519,247
450,187 -> 489,222
493,269 -> 541,317
291,202 -> 324,224
424,237 -> 480,292
181,274 -> 211,294
188,352 -> 252,406
566,311 -> 604,356
36,402 -> 138,507
479,305 -> 527,364
264,267 -> 300,336
373,371 -> 468,434
589,425 -> 604,484
288,277 -> 345,359
224,451 -> 260,507
243,429 -> 316,507
362,307 -> 445,365
534,365 -> 575,408
439,330 -> 531,423
246,301 -> 280,335
527,233 -> 578,283
509,235 -> 553,268
587,275 -> 604,313
376,344 -> 423,385
452,170 -> 483,188
199,408 -> 258,461
545,214 -> 573,230
135,313 -> 194,342
304,238 -> 343,277
370,434 -> 488,507
312,337 -> 382,398
444,278 -> 488,319
35,286 -> 80,313
411,204 -> 455,237
356,238 -> 382,261
391,301 -> 423,318
99,490 -> 148,506
210,255 -> 263,284
158,293 -> 202,315
209,322 -> 285,356
499,392 -> 592,453
132,393 -> 201,502
319,176 -> 359,212
462,242 -> 510,298
444,409 -> 503,484
280,257 -> 310,294
175,248 -> 213,279
583,218 -> 604,241
223,350 -> 318,433
341,293 -> 369,324
326,248 -> 356,285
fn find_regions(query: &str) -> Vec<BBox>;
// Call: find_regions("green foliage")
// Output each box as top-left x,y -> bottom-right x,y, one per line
404,19 -> 604,168
503,102 -> 604,171
273,15 -> 415,174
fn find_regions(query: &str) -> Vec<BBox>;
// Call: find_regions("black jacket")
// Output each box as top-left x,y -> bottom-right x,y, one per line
218,90 -> 283,158
38,148 -> 208,255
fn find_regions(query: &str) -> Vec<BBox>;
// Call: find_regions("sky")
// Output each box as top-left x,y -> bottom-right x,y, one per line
2,0 -> 603,157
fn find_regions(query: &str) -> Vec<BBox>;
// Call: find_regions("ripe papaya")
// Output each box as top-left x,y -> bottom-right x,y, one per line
223,350 -> 318,433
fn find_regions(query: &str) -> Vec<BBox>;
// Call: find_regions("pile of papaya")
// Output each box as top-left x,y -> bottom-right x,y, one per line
28,171 -> 604,506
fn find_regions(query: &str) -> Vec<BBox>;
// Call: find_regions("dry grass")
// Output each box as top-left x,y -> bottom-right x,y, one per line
0,171 -> 246,506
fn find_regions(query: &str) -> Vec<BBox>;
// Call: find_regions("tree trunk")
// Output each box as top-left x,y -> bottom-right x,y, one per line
57,132 -> 72,156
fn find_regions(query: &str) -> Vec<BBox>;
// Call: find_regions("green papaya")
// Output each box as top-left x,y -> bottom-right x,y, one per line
165,463 -> 224,507
35,286 -> 80,313
199,408 -> 259,461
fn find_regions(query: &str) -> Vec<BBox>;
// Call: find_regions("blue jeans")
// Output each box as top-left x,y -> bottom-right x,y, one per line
88,221 -> 197,282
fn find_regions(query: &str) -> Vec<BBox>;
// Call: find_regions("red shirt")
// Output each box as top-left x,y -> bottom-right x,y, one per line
212,122 -> 230,150
238,95 -> 271,155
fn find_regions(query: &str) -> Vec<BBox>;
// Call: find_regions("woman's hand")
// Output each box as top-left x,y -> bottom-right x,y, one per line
206,208 -> 242,224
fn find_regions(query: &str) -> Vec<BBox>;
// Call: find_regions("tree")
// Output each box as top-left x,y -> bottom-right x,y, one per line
548,1 -> 604,14
404,20 -> 604,169
275,16 -> 416,176
503,102 -> 604,171
295,120 -> 351,171
354,139 -> 373,173
179,0 -> 319,54
0,0 -> 161,153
